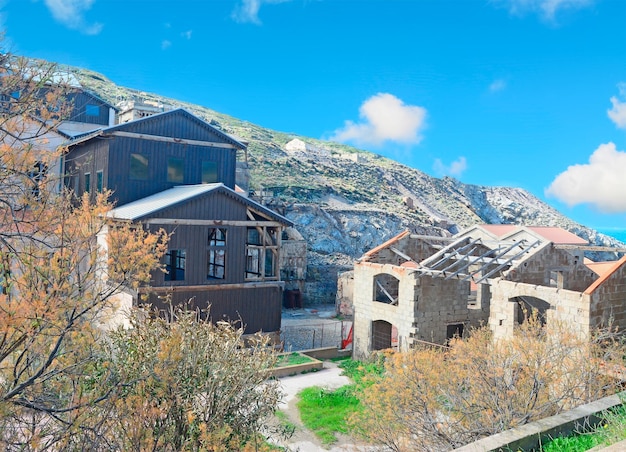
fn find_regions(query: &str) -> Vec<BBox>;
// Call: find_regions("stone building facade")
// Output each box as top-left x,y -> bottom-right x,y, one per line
352,225 -> 626,358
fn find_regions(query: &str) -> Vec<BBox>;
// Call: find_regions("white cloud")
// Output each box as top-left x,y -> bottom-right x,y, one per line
545,143 -> 626,213
161,40 -> 172,50
44,0 -> 102,35
433,157 -> 468,178
181,30 -> 193,40
330,93 -> 427,147
608,83 -> 626,129
231,0 -> 291,24
494,0 -> 595,20
489,79 -> 507,93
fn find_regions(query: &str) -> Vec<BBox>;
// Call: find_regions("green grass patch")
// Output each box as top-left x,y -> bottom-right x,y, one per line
297,385 -> 360,445
294,357 -> 387,445
540,404 -> 626,451
275,352 -> 315,368
540,433 -> 602,452
339,356 -> 385,386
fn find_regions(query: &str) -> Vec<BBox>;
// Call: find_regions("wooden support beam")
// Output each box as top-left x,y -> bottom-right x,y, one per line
143,219 -> 284,227
389,246 -> 416,263
375,280 -> 397,305
474,240 -> 542,283
138,281 -> 284,294
108,131 -> 240,149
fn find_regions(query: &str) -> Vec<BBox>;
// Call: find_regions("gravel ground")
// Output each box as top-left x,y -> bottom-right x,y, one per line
280,305 -> 352,352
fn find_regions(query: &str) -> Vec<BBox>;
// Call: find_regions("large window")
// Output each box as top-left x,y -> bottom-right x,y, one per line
167,157 -> 184,183
245,226 -> 278,280
201,161 -> 218,184
164,249 -> 186,281
207,228 -> 226,279
130,153 -> 149,180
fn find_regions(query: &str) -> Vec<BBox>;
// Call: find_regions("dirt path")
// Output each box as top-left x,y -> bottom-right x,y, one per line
270,361 -> 376,451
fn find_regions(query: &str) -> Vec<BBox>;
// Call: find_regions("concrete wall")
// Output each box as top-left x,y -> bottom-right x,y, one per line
504,244 -> 597,292
353,261 -> 490,358
589,263 -> 626,332
336,270 -> 354,316
489,280 -> 592,339
353,262 -> 419,358
413,275 -> 488,345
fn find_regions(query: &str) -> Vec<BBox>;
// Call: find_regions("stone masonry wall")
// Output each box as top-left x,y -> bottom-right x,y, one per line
353,262 -> 419,358
504,245 -> 597,292
353,262 -> 490,358
413,275 -> 488,345
589,263 -> 626,331
489,279 -> 591,340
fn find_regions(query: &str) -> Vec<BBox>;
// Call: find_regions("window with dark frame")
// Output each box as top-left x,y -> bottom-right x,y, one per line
207,228 -> 226,279
201,160 -> 218,184
167,157 -> 184,183
85,172 -> 91,193
164,249 -> 186,281
130,153 -> 149,180
245,226 -> 278,280
96,170 -> 103,192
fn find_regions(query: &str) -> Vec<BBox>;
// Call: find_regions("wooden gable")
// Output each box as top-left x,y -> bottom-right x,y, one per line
105,108 -> 244,149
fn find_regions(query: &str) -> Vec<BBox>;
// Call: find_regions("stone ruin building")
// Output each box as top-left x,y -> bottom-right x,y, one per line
352,224 -> 626,358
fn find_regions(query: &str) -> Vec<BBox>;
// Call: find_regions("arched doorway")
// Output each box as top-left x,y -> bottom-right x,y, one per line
372,320 -> 394,351
512,296 -> 551,326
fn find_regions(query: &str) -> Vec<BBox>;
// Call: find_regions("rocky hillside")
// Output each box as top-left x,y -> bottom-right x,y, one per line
72,66 -> 624,303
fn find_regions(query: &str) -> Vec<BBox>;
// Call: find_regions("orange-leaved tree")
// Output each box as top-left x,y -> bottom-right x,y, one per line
0,53 -> 168,448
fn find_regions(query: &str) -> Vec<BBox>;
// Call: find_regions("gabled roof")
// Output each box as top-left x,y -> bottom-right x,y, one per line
67,108 -> 244,149
360,230 -> 411,261
584,255 -> 626,295
479,224 -> 587,245
107,183 -> 292,226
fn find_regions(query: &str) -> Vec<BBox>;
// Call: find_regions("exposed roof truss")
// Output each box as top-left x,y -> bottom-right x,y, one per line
414,236 -> 541,283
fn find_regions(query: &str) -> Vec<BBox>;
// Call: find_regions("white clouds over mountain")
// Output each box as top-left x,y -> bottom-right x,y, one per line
44,0 -> 102,35
331,93 -> 427,147
433,157 -> 468,178
546,142 -> 626,213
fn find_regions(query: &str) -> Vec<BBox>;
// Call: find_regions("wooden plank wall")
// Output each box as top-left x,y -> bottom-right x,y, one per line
107,137 -> 236,206
143,285 -> 283,334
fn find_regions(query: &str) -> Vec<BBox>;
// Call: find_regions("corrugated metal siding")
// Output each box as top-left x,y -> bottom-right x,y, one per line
144,286 -> 282,334
64,139 -> 109,201
106,137 -> 236,206
66,91 -> 111,125
116,110 -> 234,145
148,191 -> 248,221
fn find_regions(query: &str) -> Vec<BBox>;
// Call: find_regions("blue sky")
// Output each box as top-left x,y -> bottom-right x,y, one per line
2,0 -> 626,230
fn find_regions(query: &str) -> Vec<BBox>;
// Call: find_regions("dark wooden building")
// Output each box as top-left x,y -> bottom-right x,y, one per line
64,108 -> 293,334
64,108 -> 239,205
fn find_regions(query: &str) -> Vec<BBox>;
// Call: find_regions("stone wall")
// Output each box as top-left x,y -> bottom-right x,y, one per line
336,270 -> 354,316
352,262 -> 489,358
413,275 -> 488,345
504,244 -> 597,292
589,262 -> 626,331
489,279 -> 591,339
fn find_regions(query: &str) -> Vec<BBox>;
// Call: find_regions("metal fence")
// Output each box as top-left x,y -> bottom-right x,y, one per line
281,321 -> 353,351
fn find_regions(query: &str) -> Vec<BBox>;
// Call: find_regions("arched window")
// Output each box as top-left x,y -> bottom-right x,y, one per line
373,273 -> 400,305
